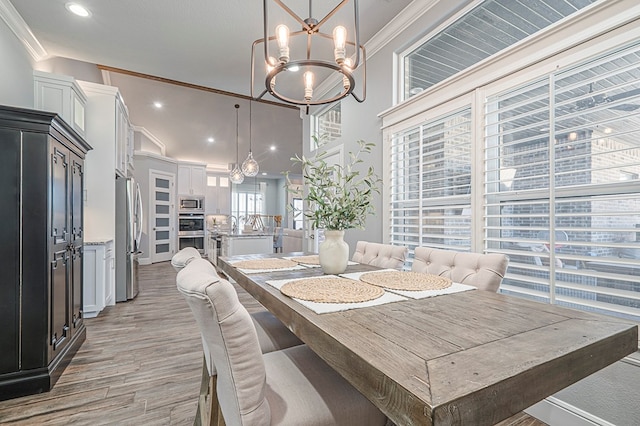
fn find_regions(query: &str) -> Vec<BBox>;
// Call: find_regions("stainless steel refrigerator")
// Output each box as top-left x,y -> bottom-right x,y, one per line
115,176 -> 143,302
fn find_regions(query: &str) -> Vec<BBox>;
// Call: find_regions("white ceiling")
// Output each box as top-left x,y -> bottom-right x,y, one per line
10,0 -> 415,176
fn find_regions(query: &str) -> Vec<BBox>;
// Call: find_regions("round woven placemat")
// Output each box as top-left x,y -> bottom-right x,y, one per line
360,271 -> 452,291
233,258 -> 298,270
289,255 -> 320,265
280,277 -> 384,303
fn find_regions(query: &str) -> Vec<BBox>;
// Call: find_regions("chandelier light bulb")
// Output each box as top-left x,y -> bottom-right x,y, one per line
242,152 -> 259,177
342,58 -> 353,89
275,24 -> 290,63
333,26 -> 347,64
266,56 -> 277,90
303,71 -> 314,101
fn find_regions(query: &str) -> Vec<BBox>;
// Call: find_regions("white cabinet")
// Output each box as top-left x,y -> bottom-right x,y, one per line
83,240 -> 114,318
205,174 -> 231,214
115,98 -> 130,177
77,80 -> 127,243
33,70 -> 87,138
178,163 -> 206,196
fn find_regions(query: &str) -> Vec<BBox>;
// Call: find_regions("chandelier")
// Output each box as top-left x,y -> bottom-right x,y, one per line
229,104 -> 244,184
251,0 -> 366,111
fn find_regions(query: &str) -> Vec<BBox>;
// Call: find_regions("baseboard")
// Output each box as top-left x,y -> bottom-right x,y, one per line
525,397 -> 614,426
138,257 -> 151,265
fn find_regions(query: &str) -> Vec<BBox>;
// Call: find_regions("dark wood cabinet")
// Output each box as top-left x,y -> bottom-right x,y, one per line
0,105 -> 91,400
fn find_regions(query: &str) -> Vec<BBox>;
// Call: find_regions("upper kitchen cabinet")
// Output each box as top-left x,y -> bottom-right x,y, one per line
205,173 -> 231,215
77,80 -> 131,179
33,71 -> 87,138
177,162 -> 206,196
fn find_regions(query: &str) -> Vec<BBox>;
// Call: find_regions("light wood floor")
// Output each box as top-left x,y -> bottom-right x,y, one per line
0,261 -> 547,425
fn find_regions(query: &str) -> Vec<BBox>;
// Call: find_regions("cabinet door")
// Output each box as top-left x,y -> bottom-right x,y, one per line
190,166 -> 206,196
177,165 -> 192,195
50,141 -> 71,357
115,99 -> 128,176
70,155 -> 84,331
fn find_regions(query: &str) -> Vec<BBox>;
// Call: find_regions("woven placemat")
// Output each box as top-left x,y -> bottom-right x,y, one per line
289,255 -> 321,265
232,258 -> 298,270
360,271 -> 452,291
280,277 -> 384,303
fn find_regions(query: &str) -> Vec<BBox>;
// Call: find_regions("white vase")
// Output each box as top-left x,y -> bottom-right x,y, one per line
319,230 -> 349,274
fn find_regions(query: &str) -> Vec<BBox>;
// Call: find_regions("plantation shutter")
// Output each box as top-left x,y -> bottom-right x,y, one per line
485,41 -> 640,321
389,108 -> 472,266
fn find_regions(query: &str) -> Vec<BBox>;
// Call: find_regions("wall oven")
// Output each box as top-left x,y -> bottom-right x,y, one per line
178,213 -> 205,253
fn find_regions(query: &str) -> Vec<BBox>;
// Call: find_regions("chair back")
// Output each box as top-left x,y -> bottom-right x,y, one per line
411,247 -> 508,292
352,241 -> 408,270
177,258 -> 270,425
171,247 -> 201,271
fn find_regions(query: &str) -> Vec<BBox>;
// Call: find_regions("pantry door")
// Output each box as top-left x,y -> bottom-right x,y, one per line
149,170 -> 175,263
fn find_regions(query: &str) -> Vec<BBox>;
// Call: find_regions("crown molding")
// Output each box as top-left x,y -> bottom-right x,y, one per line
365,0 -> 440,58
132,125 -> 166,156
314,0 -> 439,104
0,0 -> 47,61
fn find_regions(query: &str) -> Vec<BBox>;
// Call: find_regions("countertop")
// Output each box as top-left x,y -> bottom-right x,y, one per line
208,228 -> 274,238
85,239 -> 114,245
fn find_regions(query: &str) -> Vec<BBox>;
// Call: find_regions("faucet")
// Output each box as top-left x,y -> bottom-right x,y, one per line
228,215 -> 238,234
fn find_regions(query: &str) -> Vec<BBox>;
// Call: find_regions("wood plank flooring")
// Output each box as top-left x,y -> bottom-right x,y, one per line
0,261 -> 547,425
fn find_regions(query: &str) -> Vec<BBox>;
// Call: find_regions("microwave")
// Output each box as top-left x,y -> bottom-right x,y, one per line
179,197 -> 204,212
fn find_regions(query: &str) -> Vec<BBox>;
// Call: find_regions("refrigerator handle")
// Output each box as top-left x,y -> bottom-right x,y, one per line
135,183 -> 144,247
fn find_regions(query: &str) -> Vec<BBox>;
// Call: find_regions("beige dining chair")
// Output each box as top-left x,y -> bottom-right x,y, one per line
351,241 -> 409,270
173,255 -> 302,425
171,246 -> 202,271
411,247 -> 509,292
177,258 -> 387,426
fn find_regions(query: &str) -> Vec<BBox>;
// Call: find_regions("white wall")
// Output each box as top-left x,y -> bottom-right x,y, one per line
0,17 -> 35,108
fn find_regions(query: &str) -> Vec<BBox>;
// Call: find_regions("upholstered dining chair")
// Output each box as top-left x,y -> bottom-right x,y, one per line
172,253 -> 302,425
411,247 -> 509,292
351,241 -> 409,270
171,246 -> 202,271
177,258 -> 387,426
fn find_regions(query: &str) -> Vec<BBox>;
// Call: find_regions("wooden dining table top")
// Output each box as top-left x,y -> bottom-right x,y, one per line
217,253 -> 638,426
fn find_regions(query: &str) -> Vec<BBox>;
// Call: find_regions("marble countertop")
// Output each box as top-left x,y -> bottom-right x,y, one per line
209,230 -> 274,238
85,239 -> 114,245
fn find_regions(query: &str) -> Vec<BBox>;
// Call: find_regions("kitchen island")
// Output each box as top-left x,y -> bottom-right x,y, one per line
207,230 -> 274,263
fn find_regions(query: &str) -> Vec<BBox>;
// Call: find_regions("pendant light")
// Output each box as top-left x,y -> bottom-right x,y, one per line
241,100 -> 259,177
229,104 -> 244,184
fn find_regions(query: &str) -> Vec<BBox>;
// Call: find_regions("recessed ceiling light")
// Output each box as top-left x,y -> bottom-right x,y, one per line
207,137 -> 215,143
65,3 -> 91,17
153,101 -> 163,108
270,145 -> 276,151
261,172 -> 267,176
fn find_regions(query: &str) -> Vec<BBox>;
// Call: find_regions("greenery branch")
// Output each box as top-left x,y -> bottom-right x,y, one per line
285,137 -> 381,230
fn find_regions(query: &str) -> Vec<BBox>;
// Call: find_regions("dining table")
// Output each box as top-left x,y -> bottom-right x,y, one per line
217,253 -> 638,426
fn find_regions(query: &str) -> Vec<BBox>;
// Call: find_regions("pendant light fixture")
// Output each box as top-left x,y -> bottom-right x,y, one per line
241,100 -> 259,177
229,104 -> 245,184
250,0 -> 366,112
